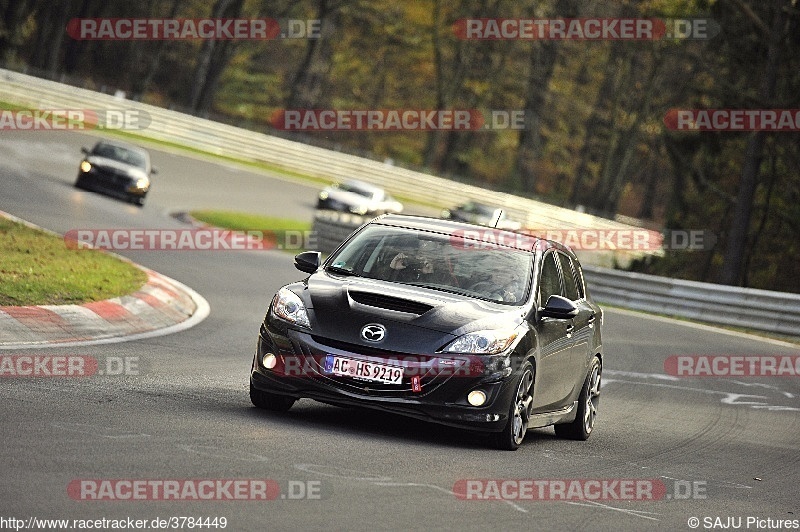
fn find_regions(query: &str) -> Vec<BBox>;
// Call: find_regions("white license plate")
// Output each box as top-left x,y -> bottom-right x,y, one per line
323,355 -> 403,384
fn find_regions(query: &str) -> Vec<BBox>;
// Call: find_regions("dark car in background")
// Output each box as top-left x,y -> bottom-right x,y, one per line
250,214 -> 603,450
75,140 -> 155,206
441,201 -> 523,231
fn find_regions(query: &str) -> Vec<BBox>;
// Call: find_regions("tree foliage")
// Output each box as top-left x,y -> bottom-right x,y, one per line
2,0 -> 799,292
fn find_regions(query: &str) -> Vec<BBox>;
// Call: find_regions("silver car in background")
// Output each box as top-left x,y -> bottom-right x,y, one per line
317,179 -> 403,215
441,201 -> 523,231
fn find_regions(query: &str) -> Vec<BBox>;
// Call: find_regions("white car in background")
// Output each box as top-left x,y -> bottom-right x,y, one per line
317,180 -> 404,215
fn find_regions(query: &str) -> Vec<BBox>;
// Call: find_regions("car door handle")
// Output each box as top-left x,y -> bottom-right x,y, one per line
587,313 -> 596,324
566,324 -> 574,333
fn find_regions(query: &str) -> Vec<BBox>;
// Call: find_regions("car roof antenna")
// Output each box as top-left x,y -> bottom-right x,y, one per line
492,209 -> 503,228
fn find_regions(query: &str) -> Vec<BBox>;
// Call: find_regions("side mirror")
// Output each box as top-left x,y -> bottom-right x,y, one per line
80,147 -> 89,155
539,295 -> 578,319
294,251 -> 321,274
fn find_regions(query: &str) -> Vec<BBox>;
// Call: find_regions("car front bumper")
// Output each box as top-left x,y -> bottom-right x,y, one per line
77,169 -> 148,199
249,324 -> 519,432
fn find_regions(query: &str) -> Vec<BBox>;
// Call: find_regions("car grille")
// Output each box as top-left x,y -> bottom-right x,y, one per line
310,335 -> 403,356
96,167 -> 131,186
348,291 -> 433,315
289,337 -> 460,398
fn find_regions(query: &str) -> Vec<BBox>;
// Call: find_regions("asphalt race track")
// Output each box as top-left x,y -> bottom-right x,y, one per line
1,130 -> 798,531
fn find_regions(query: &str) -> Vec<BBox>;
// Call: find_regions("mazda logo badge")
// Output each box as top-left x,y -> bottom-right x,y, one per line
361,323 -> 386,343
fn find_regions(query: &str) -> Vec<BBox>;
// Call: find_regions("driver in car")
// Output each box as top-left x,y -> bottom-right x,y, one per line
467,268 -> 524,303
389,239 -> 442,282
493,270 -> 524,302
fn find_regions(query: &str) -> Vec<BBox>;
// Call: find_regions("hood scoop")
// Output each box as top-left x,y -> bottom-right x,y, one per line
348,290 -> 434,315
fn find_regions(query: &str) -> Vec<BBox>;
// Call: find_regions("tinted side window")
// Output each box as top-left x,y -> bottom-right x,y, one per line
539,253 -> 562,306
558,253 -> 579,301
573,260 -> 586,299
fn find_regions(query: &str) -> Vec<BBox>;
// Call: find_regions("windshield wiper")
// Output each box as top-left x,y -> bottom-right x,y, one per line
403,282 -> 515,304
403,282 -> 473,297
326,265 -> 360,276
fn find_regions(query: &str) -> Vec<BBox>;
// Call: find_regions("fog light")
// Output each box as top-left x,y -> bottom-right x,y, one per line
467,390 -> 487,406
263,353 -> 277,369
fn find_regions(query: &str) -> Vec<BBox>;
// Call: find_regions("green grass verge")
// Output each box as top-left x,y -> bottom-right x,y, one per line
0,218 -> 148,306
189,210 -> 313,254
189,210 -> 311,233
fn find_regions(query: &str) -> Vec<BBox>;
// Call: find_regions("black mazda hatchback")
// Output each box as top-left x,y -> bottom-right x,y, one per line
250,214 -> 603,450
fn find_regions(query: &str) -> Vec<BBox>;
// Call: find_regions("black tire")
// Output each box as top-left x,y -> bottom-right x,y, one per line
490,362 -> 534,451
249,383 -> 296,412
554,356 -> 601,440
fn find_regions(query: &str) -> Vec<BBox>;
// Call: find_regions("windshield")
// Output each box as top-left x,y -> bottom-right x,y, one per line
338,182 -> 378,199
92,143 -> 147,169
327,225 -> 532,305
469,203 -> 498,217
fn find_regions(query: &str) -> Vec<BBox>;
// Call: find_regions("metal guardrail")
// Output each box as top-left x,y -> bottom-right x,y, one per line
0,68 -> 659,268
3,69 -> 798,337
582,266 -> 800,336
311,212 -> 800,337
311,210 -> 369,254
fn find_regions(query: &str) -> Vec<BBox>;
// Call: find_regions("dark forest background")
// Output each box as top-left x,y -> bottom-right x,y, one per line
1,0 -> 798,292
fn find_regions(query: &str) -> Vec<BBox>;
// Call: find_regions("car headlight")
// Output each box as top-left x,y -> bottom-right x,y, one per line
270,287 -> 311,329
135,177 -> 150,189
319,191 -> 329,200
80,160 -> 92,172
350,205 -> 369,215
443,329 -> 518,354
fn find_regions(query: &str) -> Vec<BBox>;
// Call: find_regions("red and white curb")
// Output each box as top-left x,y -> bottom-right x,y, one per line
0,212 -> 210,349
0,267 -> 210,349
